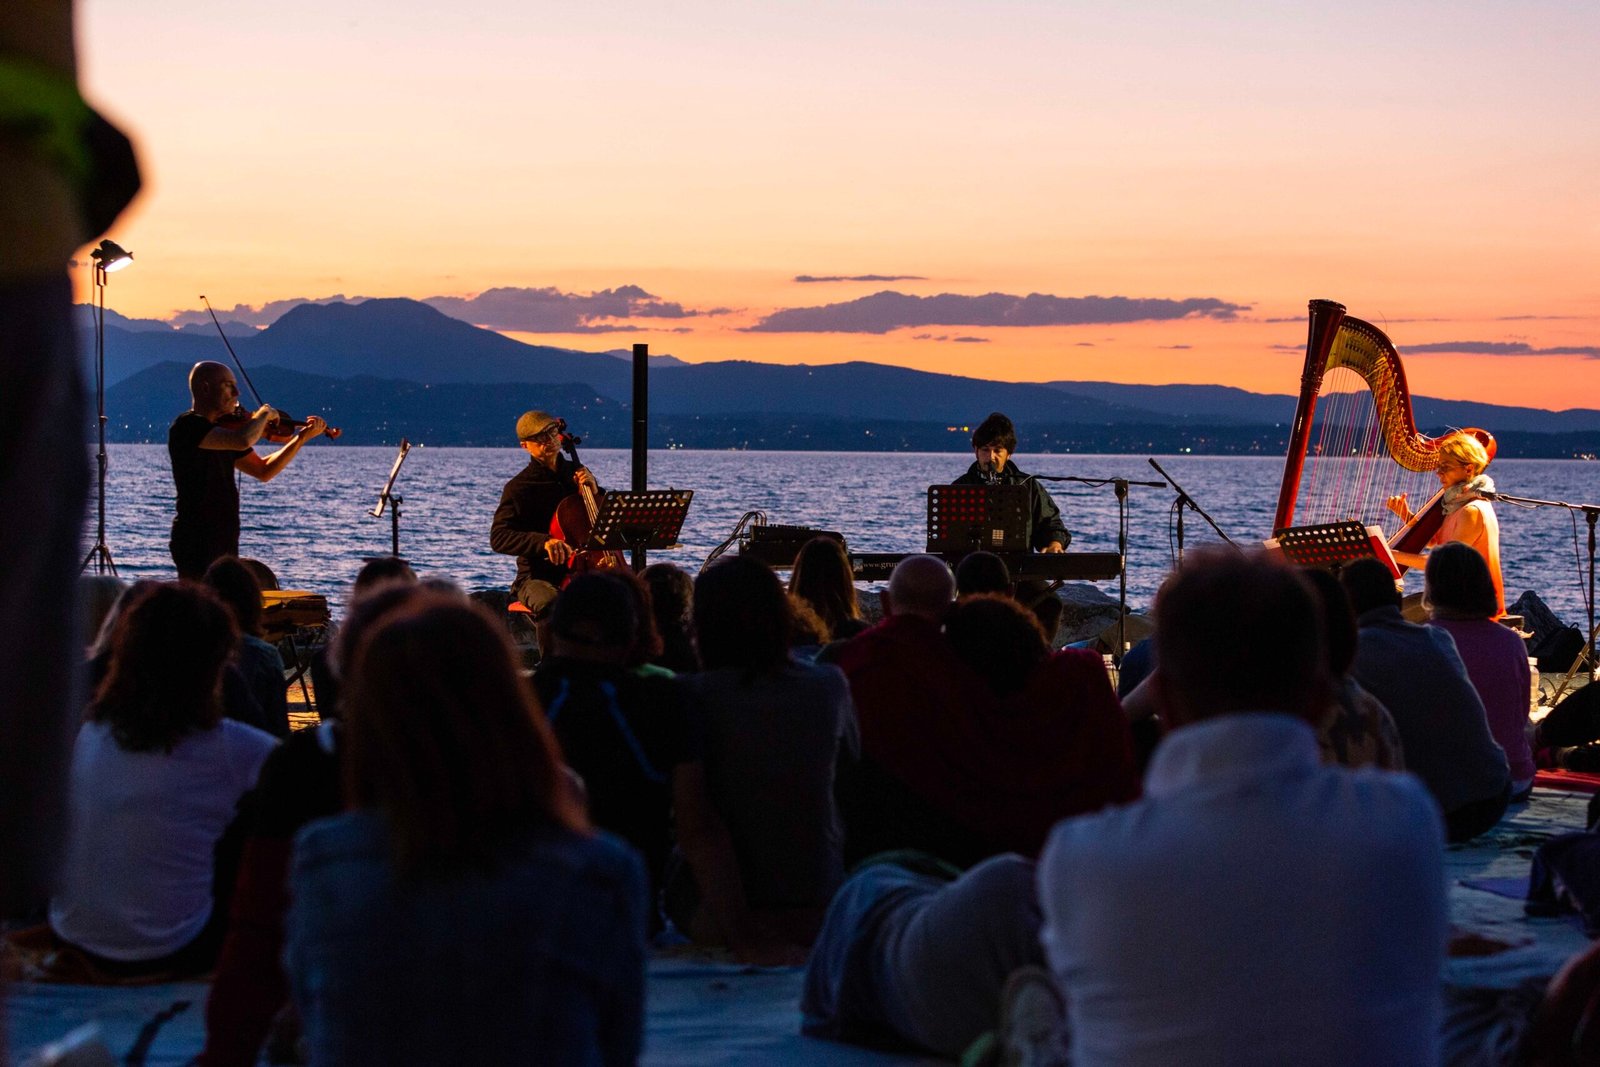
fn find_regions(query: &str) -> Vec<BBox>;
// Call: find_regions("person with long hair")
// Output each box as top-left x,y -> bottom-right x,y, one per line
200,578 -> 425,1067
204,555 -> 289,739
672,556 -> 858,947
285,592 -> 646,1065
641,562 -> 697,673
789,536 -> 868,641
49,583 -> 278,978
1301,568 -> 1403,771
1425,543 -> 1534,797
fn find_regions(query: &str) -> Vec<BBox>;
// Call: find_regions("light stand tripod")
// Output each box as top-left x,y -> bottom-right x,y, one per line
80,239 -> 133,575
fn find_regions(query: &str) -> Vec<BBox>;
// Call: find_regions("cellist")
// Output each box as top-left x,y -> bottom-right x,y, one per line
168,361 -> 325,579
490,409 -> 602,617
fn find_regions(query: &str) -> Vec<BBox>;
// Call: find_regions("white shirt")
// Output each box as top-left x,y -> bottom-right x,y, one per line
1038,714 -> 1447,1067
50,718 -> 277,960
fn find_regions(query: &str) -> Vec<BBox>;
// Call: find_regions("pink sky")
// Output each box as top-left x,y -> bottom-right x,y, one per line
77,0 -> 1599,408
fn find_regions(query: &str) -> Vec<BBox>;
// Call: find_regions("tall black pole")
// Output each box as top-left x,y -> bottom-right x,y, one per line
631,343 -> 648,571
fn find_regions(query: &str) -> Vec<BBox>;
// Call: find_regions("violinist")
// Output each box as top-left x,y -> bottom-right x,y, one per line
168,361 -> 325,579
490,409 -> 602,616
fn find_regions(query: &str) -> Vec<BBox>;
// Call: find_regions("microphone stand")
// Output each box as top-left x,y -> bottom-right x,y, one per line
1147,458 -> 1238,568
1486,491 -> 1599,679
1033,472 -> 1165,664
369,439 -> 412,559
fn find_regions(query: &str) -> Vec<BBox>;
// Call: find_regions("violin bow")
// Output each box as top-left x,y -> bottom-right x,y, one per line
199,294 -> 267,408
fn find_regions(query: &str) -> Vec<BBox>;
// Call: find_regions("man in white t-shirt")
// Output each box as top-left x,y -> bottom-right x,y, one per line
1037,550 -> 1448,1067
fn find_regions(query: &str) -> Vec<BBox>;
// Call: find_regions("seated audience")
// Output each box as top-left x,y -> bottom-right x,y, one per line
1039,550 -> 1448,1066
790,536 -> 869,640
837,560 -> 1135,867
788,593 -> 832,661
78,573 -> 127,653
671,555 -> 858,947
306,556 -> 416,717
284,593 -> 647,1064
1302,568 -> 1403,770
200,578 -> 423,1067
802,854 -> 1045,1058
641,562 -> 697,673
954,551 -> 1011,598
204,555 -> 289,739
50,582 -> 278,978
1535,683 -> 1600,773
1425,543 -> 1535,797
533,573 -> 782,961
1342,557 -> 1510,841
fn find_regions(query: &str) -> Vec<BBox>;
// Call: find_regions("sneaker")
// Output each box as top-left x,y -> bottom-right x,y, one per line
997,965 -> 1069,1067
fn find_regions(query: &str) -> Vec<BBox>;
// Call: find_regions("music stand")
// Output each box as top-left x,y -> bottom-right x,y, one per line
926,483 -> 1031,554
587,489 -> 694,555
368,439 -> 411,557
1267,521 -> 1401,578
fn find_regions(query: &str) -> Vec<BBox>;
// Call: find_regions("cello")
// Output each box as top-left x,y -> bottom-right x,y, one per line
549,427 -> 628,577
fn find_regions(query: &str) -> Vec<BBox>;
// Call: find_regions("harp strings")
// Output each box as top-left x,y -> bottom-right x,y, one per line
1301,365 -> 1429,530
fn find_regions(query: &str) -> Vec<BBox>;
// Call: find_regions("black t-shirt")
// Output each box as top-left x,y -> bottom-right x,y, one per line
168,411 -> 248,542
532,659 -> 700,894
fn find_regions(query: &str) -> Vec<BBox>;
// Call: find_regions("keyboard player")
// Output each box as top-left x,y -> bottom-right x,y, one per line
953,411 -> 1070,553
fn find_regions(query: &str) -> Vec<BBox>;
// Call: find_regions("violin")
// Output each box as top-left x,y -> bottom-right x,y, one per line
216,404 -> 341,443
549,428 -> 628,577
200,294 -> 341,443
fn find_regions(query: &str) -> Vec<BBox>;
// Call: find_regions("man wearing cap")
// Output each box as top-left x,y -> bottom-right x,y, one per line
490,409 -> 601,615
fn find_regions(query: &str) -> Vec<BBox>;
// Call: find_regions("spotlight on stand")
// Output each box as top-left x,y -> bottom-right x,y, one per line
91,239 -> 134,273
81,239 -> 135,575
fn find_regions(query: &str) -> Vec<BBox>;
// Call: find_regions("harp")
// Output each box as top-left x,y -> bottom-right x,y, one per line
1273,299 -> 1495,570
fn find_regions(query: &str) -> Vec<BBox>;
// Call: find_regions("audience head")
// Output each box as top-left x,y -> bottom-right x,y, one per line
611,567 -> 664,666
1437,432 -> 1491,479
946,594 -> 1050,696
91,582 -> 237,752
354,556 -> 417,595
1424,542 -> 1499,621
342,591 -> 584,874
1340,558 -> 1403,616
203,555 -> 264,637
327,581 -> 438,720
1026,590 -> 1064,646
79,574 -> 127,651
548,572 -> 637,664
1301,568 -> 1358,678
88,579 -> 159,661
788,536 -> 859,634
971,412 -> 1018,453
1153,549 -> 1326,726
955,551 -> 1012,598
642,562 -> 696,669
642,563 -> 693,630
787,594 -> 831,648
885,554 -> 956,622
693,555 -> 791,675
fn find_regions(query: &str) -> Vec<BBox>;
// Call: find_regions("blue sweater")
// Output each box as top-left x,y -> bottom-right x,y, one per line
286,810 -> 647,1066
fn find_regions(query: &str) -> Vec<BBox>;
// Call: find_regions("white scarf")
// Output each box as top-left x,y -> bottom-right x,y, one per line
1441,473 -> 1495,515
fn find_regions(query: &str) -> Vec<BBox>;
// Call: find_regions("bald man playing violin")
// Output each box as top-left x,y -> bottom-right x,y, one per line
168,360 -> 325,579
490,409 -> 601,617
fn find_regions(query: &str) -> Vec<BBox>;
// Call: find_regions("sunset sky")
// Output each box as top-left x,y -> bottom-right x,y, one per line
77,0 -> 1599,409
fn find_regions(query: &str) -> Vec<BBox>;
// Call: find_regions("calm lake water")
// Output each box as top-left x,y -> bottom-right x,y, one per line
84,445 -> 1600,626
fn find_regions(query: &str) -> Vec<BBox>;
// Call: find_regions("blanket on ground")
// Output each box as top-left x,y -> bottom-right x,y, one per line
8,789 -> 1594,1065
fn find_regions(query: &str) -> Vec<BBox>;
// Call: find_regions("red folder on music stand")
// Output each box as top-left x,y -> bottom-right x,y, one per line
1265,520 -> 1401,579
